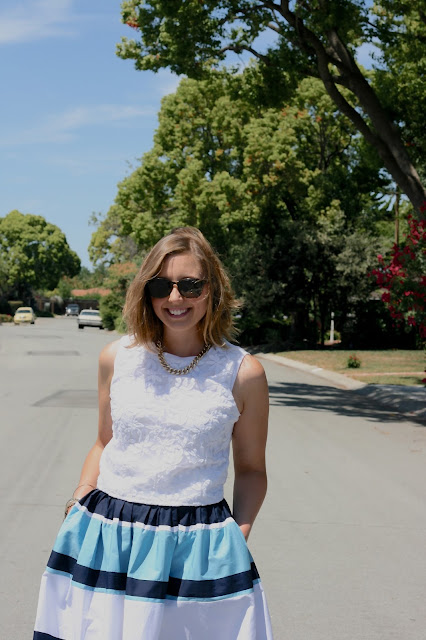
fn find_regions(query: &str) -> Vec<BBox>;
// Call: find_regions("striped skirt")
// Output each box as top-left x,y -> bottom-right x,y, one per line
33,490 -> 273,639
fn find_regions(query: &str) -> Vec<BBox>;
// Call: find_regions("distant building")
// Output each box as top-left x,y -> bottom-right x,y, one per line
71,287 -> 111,297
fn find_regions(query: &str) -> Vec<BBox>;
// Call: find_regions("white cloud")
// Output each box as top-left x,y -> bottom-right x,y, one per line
0,104 -> 157,145
0,0 -> 76,44
49,104 -> 155,131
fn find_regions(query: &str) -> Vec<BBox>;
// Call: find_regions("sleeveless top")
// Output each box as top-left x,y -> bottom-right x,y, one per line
97,335 -> 248,506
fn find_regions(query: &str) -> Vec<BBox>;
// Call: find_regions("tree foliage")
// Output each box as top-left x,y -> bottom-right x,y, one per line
372,0 -> 426,179
60,264 -> 110,293
91,72 -> 391,344
89,210 -> 139,266
0,210 -> 81,299
117,0 -> 426,215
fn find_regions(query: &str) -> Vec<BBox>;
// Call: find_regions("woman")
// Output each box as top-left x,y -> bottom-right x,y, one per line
34,227 -> 273,639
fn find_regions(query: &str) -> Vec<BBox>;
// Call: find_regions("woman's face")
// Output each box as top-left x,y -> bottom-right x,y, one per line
150,252 -> 209,338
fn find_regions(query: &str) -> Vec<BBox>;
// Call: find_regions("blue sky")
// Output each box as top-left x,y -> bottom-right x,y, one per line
0,1 -> 376,270
0,0 -> 180,268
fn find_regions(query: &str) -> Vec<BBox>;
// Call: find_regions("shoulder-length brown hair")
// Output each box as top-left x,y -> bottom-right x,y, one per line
123,227 -> 239,348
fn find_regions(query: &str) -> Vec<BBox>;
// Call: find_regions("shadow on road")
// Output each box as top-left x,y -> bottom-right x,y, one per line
268,381 -> 423,425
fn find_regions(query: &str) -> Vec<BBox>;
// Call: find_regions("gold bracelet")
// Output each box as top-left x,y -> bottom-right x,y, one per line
72,483 -> 96,499
64,498 -> 78,519
64,484 -> 96,520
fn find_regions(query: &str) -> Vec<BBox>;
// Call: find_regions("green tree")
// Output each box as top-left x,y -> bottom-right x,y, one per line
372,1 -> 426,179
0,210 -> 81,299
118,0 -> 426,216
92,73 -> 386,256
89,72 -> 256,261
57,277 -> 73,300
60,265 -> 111,293
91,73 -> 389,344
89,210 -> 139,266
229,213 -> 381,346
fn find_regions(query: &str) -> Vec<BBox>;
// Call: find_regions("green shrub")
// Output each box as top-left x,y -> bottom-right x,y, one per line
99,292 -> 124,331
340,300 -> 418,349
347,354 -> 361,368
35,310 -> 54,317
0,313 -> 13,323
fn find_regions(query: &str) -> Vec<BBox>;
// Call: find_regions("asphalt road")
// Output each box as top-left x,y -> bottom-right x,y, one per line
1,318 -> 425,639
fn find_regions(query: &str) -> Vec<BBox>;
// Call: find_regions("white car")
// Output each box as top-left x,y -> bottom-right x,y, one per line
77,309 -> 103,329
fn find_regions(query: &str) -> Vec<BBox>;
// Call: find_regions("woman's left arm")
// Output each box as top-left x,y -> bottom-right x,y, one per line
232,355 -> 269,541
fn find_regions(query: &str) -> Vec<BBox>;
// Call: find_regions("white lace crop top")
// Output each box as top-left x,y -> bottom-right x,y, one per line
97,335 -> 248,506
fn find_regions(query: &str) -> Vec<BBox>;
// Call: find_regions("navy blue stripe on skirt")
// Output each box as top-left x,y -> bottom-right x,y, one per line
47,548 -> 259,599
76,488 -> 233,527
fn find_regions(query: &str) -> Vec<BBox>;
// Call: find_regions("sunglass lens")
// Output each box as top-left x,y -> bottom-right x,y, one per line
147,278 -> 172,298
178,279 -> 204,298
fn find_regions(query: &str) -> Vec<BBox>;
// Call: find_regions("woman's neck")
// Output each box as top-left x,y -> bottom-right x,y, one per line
162,330 -> 205,357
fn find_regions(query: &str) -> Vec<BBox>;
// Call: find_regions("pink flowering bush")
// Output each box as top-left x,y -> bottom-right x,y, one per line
371,203 -> 426,342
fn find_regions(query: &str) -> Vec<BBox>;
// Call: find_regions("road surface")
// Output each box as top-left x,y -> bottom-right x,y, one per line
0,318 -> 425,639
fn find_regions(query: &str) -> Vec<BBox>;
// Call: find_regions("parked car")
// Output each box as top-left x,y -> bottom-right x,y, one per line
14,307 -> 36,324
65,303 -> 80,316
77,309 -> 103,329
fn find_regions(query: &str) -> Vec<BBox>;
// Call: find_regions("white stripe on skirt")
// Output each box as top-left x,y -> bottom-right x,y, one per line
34,572 -> 273,640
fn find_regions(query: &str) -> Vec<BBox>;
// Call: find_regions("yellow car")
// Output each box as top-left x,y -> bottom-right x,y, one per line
14,307 -> 36,324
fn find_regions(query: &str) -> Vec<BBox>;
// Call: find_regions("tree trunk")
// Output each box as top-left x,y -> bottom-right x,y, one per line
272,1 -> 426,218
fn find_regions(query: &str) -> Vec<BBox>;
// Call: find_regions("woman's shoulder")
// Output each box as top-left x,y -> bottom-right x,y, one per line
98,337 -> 123,370
229,348 -> 266,413
221,341 -> 262,373
220,339 -> 248,359
99,334 -> 150,372
237,352 -> 265,382
215,342 -> 265,396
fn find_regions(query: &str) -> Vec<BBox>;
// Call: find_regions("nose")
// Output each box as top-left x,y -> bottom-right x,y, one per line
168,283 -> 183,301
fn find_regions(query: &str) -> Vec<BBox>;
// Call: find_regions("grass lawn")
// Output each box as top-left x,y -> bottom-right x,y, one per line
275,349 -> 425,386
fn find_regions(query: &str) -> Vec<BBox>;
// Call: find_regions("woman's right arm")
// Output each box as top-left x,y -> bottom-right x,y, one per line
70,339 -> 120,503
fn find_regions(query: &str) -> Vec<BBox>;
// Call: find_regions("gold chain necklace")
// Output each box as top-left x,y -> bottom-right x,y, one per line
156,341 -> 211,375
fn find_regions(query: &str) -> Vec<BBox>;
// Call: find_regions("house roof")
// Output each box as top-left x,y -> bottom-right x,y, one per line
71,287 -> 111,297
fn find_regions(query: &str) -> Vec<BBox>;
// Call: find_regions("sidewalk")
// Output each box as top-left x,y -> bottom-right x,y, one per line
257,352 -> 426,424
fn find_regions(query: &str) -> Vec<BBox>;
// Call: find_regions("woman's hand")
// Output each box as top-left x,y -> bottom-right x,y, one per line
239,523 -> 252,541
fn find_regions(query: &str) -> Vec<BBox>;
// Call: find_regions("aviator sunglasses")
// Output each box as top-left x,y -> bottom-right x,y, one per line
147,277 -> 207,299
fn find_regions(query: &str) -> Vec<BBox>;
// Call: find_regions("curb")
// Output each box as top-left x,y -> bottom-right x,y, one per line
255,352 -> 365,390
256,352 -> 426,424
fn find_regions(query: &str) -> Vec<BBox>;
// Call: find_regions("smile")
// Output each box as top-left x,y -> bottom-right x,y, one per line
166,308 -> 190,317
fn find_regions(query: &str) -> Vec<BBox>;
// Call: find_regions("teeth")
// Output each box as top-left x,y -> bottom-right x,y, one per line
168,309 -> 188,316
